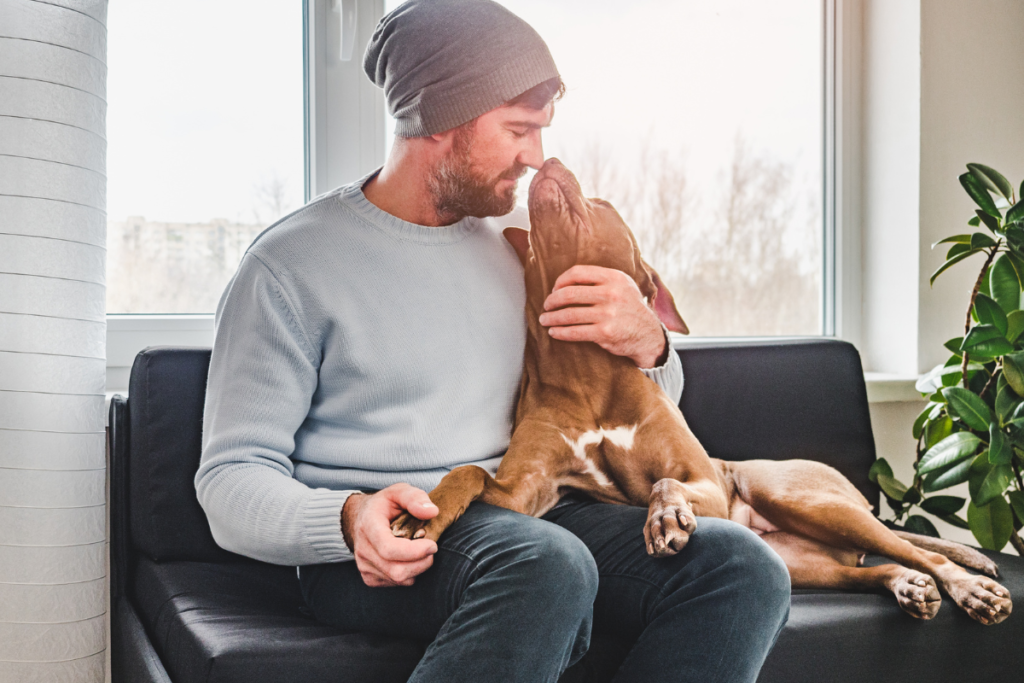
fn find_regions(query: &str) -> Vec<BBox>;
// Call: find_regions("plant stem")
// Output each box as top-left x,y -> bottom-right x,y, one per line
979,363 -> 1000,399
1010,531 -> 1024,556
963,245 -> 1001,388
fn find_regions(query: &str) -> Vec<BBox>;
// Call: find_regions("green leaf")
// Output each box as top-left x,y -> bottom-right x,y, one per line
933,234 -> 973,247
1010,200 -> 1024,225
968,497 -> 1013,551
868,458 -> 894,483
940,386 -> 994,431
995,384 -> 1020,425
974,294 -> 1008,335
919,495 -> 966,516
989,253 -> 1024,312
922,457 -> 974,492
916,363 -> 946,394
989,425 -> 1012,464
1003,352 -> 1024,395
975,464 -> 1012,507
876,473 -> 909,502
960,324 -> 1013,358
919,431 -> 983,474
1007,223 -> 1024,257
960,172 -> 1002,218
970,232 -> 998,249
947,242 -> 973,260
975,210 -> 1001,233
924,415 -> 953,449
912,406 -> 931,440
1007,310 -> 1024,342
969,215 -> 982,227
943,337 -> 965,356
967,163 -> 1014,202
930,249 -> 981,287
903,486 -> 923,505
937,513 -> 971,529
1006,418 -> 1024,449
904,515 -> 940,537
1009,490 -> 1024,524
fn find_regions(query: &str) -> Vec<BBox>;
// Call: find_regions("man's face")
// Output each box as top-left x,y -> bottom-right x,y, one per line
428,102 -> 553,224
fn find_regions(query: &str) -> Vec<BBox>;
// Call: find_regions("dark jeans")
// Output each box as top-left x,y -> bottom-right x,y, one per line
299,499 -> 791,683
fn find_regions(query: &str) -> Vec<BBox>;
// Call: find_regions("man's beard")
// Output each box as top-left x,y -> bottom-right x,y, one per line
427,125 -> 527,225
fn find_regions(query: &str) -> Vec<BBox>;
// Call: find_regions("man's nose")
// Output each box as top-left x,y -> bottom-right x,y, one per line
518,132 -> 545,170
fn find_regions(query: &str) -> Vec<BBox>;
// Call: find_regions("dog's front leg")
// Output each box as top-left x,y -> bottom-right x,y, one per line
391,465 -> 492,543
645,477 -> 728,557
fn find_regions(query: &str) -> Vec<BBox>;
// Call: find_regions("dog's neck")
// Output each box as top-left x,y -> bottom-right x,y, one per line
521,259 -> 635,396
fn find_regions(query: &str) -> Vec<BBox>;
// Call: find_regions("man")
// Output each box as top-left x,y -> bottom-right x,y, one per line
196,1 -> 790,681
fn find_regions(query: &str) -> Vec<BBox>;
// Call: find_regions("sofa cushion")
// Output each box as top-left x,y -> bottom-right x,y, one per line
759,550 -> 1024,682
132,549 -> 1024,683
132,558 -> 426,683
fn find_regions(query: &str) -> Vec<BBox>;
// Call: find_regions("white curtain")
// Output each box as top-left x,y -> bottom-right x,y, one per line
0,1 -> 108,681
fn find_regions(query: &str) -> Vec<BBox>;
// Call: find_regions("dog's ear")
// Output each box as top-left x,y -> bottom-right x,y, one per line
503,227 -> 531,268
645,261 -> 689,335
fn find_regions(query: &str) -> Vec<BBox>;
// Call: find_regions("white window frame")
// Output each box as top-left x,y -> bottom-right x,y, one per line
106,0 -> 856,395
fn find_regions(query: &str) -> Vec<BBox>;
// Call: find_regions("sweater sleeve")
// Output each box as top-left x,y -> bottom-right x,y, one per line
638,323 -> 684,405
195,252 -> 356,565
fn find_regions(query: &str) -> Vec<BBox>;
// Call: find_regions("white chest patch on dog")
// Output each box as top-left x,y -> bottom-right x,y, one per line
560,425 -> 638,488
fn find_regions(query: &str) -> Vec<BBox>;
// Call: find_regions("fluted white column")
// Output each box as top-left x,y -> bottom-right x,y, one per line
0,1 -> 108,681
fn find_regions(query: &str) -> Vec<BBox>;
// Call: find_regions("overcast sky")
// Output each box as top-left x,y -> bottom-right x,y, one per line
107,0 -> 821,224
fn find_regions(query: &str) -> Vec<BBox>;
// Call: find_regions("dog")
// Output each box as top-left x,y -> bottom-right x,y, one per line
392,158 -> 1012,625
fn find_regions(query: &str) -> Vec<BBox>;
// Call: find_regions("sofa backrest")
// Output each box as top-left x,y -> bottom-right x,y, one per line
676,339 -> 878,511
122,340 -> 878,563
128,347 -> 238,563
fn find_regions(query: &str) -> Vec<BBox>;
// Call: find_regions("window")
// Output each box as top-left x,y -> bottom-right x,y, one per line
105,0 -> 304,314
106,0 -> 836,390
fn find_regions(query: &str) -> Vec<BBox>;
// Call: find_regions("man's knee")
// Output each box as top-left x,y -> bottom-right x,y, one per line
685,518 -> 791,617
500,516 -> 600,605
461,505 -> 599,608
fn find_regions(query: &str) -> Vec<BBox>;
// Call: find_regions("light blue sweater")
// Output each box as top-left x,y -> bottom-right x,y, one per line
195,172 -> 684,566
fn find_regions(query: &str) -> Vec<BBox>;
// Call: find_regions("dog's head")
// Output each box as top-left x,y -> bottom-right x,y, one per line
503,158 -> 688,334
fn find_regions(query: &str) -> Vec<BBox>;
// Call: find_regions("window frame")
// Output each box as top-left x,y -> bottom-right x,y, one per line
105,0 -> 850,393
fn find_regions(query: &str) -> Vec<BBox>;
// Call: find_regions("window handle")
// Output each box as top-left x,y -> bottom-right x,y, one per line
332,0 -> 358,61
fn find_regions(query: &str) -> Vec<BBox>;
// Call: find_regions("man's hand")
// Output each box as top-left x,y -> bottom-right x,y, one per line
538,265 -> 667,368
341,483 -> 439,587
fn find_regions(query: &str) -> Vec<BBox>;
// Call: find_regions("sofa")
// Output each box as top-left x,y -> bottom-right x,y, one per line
108,340 -> 1024,682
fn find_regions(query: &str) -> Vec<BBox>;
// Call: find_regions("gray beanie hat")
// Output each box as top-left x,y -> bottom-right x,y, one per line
363,0 -> 559,137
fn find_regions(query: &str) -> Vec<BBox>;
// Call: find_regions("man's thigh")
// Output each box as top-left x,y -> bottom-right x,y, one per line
299,501 -> 592,642
543,499 -> 781,643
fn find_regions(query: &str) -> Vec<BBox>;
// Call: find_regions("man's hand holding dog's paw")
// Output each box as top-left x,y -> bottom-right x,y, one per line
539,264 -> 667,369
341,483 -> 439,587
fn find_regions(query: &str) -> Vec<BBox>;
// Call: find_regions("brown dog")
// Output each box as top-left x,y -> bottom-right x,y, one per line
393,158 -> 1012,625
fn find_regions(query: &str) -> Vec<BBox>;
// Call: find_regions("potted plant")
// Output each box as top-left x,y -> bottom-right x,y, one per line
871,163 -> 1024,555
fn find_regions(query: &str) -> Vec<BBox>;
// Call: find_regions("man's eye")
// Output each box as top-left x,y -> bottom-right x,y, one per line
512,129 -> 529,138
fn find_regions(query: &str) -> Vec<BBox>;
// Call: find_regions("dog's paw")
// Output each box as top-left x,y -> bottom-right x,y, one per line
644,505 -> 697,558
391,512 -> 429,540
946,574 -> 1012,625
893,570 -> 941,620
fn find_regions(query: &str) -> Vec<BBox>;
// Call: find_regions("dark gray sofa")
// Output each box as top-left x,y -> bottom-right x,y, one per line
108,340 -> 1024,682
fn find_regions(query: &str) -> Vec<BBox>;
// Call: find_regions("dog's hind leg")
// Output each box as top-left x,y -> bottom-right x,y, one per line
761,531 -> 942,620
729,459 -> 1012,625
892,530 -> 999,578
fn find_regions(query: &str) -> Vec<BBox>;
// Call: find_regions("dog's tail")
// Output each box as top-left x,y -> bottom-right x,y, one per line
893,530 -> 1000,578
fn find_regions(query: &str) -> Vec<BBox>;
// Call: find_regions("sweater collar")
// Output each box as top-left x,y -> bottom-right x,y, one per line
338,169 -> 479,245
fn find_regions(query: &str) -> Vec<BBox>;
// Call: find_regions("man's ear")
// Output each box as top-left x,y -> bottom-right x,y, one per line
639,256 -> 690,335
503,227 -> 531,268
